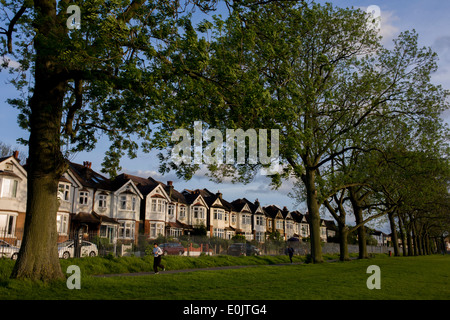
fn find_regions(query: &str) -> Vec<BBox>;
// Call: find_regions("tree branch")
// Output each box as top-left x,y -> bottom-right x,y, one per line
3,4 -> 27,53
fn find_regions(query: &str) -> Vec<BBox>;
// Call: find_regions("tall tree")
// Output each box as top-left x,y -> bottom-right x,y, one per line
0,0 -> 218,281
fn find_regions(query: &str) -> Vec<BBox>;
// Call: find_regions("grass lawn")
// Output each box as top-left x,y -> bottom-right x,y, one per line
0,254 -> 448,300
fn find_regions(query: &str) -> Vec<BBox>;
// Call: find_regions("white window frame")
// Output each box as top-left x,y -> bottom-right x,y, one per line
242,214 -> 251,225
58,183 -> 70,201
118,221 -> 135,239
119,195 -> 127,210
1,178 -> 18,198
79,191 -> 89,205
151,199 -> 166,213
168,204 -> 175,217
0,213 -> 16,237
98,194 -> 107,209
256,216 -> 264,226
193,206 -> 204,219
213,208 -> 224,220
213,228 -> 225,238
56,213 -> 69,235
150,223 -> 164,238
276,220 -> 283,230
179,206 -> 186,218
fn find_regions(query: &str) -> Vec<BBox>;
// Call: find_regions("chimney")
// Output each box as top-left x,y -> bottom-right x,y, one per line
167,181 -> 174,197
12,150 -> 19,160
217,191 -> 222,200
254,198 -> 260,207
83,161 -> 92,169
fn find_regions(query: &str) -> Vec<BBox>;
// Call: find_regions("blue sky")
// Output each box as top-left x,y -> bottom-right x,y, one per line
1,1 -> 449,232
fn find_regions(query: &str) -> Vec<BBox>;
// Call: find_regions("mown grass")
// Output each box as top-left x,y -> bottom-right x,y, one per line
0,254 -> 448,300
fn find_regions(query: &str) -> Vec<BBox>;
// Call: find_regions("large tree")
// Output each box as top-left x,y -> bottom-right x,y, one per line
0,0 -> 220,281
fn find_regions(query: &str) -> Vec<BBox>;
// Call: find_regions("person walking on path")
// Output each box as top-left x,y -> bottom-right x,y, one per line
152,243 -> 165,274
287,246 -> 294,263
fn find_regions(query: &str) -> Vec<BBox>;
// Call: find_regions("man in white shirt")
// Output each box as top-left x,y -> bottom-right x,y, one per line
152,243 -> 165,274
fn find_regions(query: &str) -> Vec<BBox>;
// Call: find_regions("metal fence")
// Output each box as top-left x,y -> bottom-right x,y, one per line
1,227 -> 395,259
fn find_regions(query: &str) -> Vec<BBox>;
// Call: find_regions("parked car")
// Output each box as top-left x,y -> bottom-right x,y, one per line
159,243 -> 185,256
228,243 -> 261,256
58,240 -> 98,259
0,239 -> 19,260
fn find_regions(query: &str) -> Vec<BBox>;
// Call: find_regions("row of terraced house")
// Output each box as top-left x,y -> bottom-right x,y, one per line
0,152 -> 339,246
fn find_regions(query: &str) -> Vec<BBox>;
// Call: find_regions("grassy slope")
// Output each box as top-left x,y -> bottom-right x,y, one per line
0,254 -> 448,300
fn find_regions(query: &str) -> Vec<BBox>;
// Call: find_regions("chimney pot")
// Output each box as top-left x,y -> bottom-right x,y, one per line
167,181 -> 173,186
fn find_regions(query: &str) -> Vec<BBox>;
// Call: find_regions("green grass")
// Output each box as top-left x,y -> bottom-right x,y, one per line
0,254 -> 449,300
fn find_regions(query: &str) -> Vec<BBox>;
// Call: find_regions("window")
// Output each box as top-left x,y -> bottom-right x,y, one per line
179,206 -> 186,218
100,225 -> 115,242
213,209 -> 224,220
58,183 -> 70,201
119,195 -> 127,210
0,214 -> 16,236
268,220 -> 272,228
256,216 -> 264,226
241,214 -> 251,225
301,225 -> 309,237
255,232 -> 264,242
193,206 -> 204,219
151,199 -> 166,213
118,221 -> 134,239
98,194 -> 107,208
79,191 -> 89,205
56,214 -> 68,234
132,197 -> 137,211
213,228 -> 224,238
286,221 -> 293,231
169,228 -> 183,238
168,204 -> 175,216
1,179 -> 18,198
150,223 -> 164,238
276,220 -> 283,229
231,214 -> 236,224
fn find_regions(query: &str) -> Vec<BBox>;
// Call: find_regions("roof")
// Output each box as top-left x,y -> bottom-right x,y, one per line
68,162 -> 113,190
71,212 -> 119,225
263,205 -> 283,219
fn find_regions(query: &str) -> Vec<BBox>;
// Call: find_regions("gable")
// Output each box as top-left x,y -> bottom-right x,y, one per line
192,195 -> 208,208
149,184 -> 171,201
0,156 -> 27,180
116,179 -> 143,199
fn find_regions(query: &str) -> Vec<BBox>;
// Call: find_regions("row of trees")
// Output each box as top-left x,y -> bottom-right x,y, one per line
0,0 -> 448,280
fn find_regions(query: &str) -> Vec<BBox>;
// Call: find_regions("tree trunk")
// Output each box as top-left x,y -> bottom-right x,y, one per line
349,187 -> 368,259
388,211 -> 399,256
10,0 -> 67,281
339,223 -> 350,261
303,168 -> 323,263
411,219 -> 418,256
397,213 -> 407,256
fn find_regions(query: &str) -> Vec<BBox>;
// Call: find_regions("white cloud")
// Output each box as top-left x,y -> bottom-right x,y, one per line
1,56 -> 21,70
